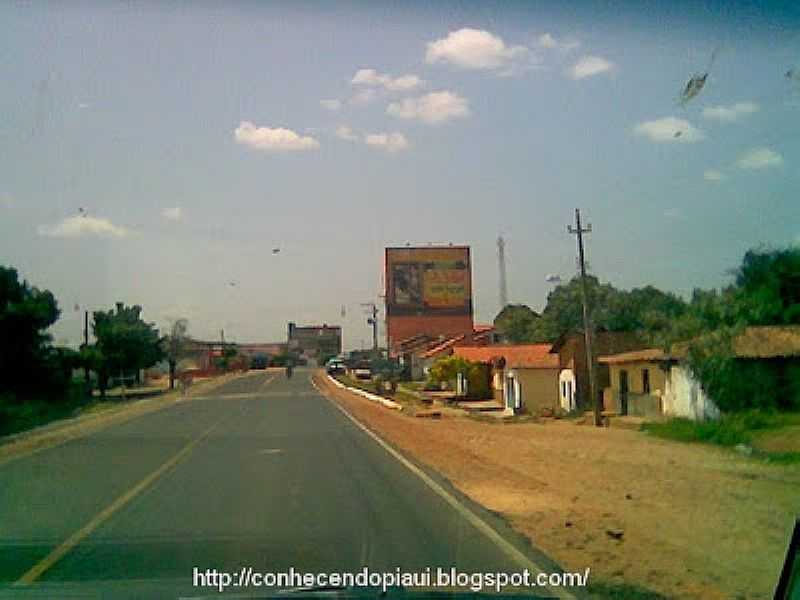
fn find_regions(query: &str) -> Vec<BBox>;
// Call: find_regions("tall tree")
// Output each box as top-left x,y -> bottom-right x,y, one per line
0,266 -> 61,395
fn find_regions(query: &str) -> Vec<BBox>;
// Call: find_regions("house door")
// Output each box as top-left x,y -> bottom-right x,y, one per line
619,370 -> 629,415
505,373 -> 520,411
559,369 -> 577,412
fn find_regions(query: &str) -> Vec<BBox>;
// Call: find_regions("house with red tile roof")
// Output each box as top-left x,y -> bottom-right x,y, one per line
453,344 -> 561,415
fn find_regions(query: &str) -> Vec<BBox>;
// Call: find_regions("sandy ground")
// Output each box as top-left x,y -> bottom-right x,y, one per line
314,374 -> 800,600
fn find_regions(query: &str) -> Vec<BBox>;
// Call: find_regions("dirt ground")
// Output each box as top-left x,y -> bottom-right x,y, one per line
314,374 -> 800,600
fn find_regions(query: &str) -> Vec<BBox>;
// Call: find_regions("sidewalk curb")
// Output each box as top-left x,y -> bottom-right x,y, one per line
327,374 -> 403,410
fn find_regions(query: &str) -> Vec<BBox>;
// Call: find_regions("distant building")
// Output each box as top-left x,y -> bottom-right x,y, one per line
288,322 -> 342,360
236,342 -> 288,359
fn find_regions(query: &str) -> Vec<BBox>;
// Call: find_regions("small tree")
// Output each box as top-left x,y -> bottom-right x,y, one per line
164,319 -> 189,389
428,356 -> 478,390
92,303 -> 164,391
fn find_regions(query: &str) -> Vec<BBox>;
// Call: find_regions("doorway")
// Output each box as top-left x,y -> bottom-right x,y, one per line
619,370 -> 629,415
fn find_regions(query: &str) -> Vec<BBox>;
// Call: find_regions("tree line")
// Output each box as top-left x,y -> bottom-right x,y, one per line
0,265 -> 173,411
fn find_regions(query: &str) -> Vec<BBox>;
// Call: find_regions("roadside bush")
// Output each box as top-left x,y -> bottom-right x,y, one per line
643,411 -> 782,447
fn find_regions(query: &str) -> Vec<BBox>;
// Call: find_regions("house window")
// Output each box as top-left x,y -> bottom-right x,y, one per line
642,369 -> 651,394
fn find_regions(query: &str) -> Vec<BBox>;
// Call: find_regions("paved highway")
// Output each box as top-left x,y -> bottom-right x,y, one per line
0,370 -> 574,599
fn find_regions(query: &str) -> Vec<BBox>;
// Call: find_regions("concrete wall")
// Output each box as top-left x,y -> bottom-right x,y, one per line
663,364 -> 720,421
608,362 -> 667,395
512,368 -> 560,414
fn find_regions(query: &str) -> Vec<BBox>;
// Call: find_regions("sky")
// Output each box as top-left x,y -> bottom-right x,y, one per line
2,1 -> 799,350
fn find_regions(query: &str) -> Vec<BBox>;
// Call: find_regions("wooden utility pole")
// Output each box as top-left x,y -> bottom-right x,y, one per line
568,209 -> 601,427
83,309 -> 90,384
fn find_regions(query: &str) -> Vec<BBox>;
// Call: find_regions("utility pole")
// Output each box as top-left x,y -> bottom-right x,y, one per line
83,309 -> 90,384
361,302 -> 378,352
568,208 -> 601,427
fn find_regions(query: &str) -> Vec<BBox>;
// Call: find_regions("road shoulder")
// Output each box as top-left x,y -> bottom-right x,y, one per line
0,372 -> 247,467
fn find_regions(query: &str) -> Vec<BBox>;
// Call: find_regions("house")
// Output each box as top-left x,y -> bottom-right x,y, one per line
599,325 -> 800,421
549,330 -> 648,413
598,348 -> 671,418
454,344 -> 560,415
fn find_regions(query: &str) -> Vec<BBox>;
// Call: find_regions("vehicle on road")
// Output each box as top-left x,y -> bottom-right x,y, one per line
250,353 -> 268,370
353,360 -> 372,380
325,358 -> 345,375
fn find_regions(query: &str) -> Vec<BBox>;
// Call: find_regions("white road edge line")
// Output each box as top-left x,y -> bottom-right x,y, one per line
310,375 -> 578,600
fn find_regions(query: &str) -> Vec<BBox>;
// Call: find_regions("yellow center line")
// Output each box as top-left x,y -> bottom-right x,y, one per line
14,420 -> 222,586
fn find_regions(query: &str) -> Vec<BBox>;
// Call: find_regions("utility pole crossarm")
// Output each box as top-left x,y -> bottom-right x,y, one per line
361,302 -> 379,352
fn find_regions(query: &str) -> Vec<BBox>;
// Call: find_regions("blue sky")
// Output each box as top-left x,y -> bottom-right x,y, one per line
1,1 -> 799,348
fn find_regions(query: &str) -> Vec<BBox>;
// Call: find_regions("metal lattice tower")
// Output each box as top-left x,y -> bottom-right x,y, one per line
497,235 -> 508,310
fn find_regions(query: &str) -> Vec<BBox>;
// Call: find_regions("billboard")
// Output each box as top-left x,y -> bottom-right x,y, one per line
385,247 -> 472,316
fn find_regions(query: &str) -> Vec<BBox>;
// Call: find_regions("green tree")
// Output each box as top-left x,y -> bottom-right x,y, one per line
92,303 -> 164,394
520,276 -> 687,342
661,246 -> 800,412
732,247 -> 800,325
428,356 -> 478,387
493,304 -> 540,343
0,266 -> 62,395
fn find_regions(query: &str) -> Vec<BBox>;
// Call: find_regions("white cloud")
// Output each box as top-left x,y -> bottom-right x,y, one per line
633,117 -> 705,143
663,208 -> 686,220
162,207 -> 183,221
425,28 -> 528,72
737,147 -> 783,170
38,215 -> 129,239
351,69 -> 423,92
537,33 -> 580,51
335,125 -> 359,142
234,121 -> 320,152
569,55 -> 615,79
702,102 -> 759,122
349,88 -> 378,106
320,99 -> 342,111
387,91 -> 470,125
703,169 -> 726,182
364,132 -> 410,152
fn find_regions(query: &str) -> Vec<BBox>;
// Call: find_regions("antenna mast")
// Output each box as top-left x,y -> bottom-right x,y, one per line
497,235 -> 509,310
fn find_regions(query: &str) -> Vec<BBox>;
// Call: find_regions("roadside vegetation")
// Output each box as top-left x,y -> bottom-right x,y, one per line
0,264 -> 169,437
643,411 -> 800,462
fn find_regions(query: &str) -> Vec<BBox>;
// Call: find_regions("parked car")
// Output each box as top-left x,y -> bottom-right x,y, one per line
352,360 -> 372,380
250,354 -> 269,370
325,358 -> 345,375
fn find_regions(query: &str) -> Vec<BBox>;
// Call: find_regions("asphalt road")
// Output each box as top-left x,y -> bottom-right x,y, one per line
0,370 -> 573,599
